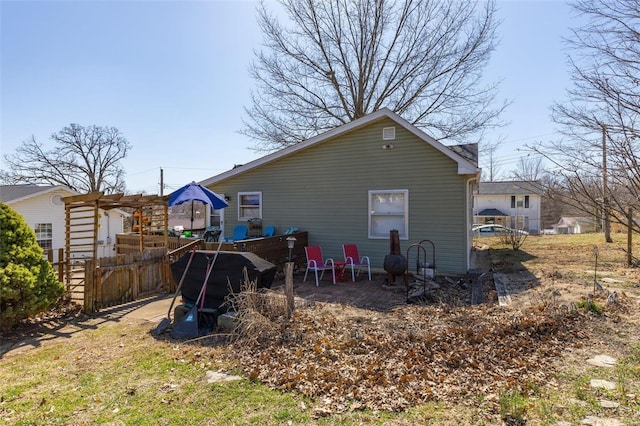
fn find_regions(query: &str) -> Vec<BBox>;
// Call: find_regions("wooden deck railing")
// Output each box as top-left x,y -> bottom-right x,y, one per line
202,232 -> 308,268
118,231 -> 308,268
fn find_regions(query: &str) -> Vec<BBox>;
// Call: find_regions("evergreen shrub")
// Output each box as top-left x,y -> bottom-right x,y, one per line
0,203 -> 64,330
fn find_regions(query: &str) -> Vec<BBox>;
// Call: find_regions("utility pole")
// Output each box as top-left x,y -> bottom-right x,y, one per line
160,168 -> 164,196
602,125 -> 613,243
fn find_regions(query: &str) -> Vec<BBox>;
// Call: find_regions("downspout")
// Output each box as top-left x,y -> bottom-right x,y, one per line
466,173 -> 480,272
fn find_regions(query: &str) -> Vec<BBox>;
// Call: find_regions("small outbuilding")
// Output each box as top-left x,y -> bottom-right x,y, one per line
552,216 -> 596,234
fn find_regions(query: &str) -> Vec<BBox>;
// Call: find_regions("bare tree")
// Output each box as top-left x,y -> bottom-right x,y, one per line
531,0 -> 640,236
479,139 -> 504,182
243,0 -> 507,151
510,155 -> 546,181
1,124 -> 130,194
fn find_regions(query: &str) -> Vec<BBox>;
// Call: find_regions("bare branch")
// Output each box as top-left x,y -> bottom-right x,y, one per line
1,124 -> 131,194
538,0 -> 640,234
242,0 -> 507,152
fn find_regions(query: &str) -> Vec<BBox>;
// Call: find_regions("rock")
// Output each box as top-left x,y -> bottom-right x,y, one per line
587,355 -> 617,368
598,400 -> 620,409
589,379 -> 616,390
205,370 -> 242,383
217,312 -> 237,332
567,398 -> 589,407
581,416 -> 623,425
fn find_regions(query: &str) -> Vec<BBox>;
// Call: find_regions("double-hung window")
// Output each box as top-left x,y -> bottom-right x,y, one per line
511,196 -> 527,208
368,190 -> 408,239
238,192 -> 262,221
35,223 -> 53,250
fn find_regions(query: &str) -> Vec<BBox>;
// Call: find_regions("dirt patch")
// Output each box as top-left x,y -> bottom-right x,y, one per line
0,297 -> 84,347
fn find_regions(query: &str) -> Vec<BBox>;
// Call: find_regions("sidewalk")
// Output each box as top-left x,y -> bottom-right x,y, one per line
94,294 -> 175,323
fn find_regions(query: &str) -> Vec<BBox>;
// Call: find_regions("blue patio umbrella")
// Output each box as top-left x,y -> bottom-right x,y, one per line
168,181 -> 228,231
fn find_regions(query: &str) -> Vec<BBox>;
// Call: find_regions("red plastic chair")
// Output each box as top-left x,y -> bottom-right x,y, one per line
342,244 -> 371,281
303,246 -> 335,286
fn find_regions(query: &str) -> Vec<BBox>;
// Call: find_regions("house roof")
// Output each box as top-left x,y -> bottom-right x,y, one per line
477,181 -> 544,195
0,184 -> 78,204
200,108 -> 480,186
1,185 -> 131,217
553,216 -> 594,228
448,143 -> 478,165
477,208 -> 508,216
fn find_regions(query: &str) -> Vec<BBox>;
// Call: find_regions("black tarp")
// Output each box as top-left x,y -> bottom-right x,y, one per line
171,250 -> 277,313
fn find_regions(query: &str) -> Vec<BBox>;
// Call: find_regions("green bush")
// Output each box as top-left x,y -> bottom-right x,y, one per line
576,298 -> 603,315
0,203 -> 64,330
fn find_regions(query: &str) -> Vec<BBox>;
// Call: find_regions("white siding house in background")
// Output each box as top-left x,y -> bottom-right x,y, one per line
552,216 -> 596,234
473,181 -> 543,234
0,185 -> 129,260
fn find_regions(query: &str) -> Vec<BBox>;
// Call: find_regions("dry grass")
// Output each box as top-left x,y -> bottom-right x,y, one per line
3,233 -> 640,425
219,233 -> 640,422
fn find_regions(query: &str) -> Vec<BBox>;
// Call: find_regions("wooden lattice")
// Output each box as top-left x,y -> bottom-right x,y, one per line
61,192 -> 169,303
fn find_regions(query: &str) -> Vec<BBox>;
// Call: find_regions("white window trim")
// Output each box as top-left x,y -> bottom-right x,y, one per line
35,223 -> 53,250
238,191 -> 262,221
368,189 -> 409,239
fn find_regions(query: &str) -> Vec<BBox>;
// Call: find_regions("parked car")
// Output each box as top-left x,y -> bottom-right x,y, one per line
472,224 -> 529,237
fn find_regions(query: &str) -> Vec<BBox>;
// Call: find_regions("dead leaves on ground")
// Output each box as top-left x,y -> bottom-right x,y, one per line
220,300 -> 589,414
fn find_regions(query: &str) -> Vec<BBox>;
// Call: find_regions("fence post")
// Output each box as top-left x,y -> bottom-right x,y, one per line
57,248 -> 64,282
84,259 -> 95,313
628,207 -> 633,267
285,262 -> 295,318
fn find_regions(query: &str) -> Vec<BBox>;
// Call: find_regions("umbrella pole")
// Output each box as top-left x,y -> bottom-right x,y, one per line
191,200 -> 194,231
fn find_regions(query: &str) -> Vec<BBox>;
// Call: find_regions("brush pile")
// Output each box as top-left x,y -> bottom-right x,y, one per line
221,290 -> 596,414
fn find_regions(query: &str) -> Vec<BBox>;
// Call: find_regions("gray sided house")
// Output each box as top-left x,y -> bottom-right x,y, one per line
201,108 -> 480,276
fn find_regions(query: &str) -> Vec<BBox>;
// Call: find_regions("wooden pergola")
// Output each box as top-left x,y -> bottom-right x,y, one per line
61,192 -> 170,294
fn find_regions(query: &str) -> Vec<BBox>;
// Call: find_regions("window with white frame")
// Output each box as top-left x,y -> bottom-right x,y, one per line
238,192 -> 262,221
511,195 -> 529,208
34,223 -> 53,250
368,190 -> 408,239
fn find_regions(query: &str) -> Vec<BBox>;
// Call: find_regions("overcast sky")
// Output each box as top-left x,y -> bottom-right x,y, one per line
1,0 -> 574,194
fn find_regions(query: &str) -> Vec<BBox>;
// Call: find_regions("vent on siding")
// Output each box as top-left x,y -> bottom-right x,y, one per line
382,127 -> 396,140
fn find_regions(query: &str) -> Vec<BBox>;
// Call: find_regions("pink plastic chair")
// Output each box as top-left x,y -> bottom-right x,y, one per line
303,246 -> 335,286
342,244 -> 371,281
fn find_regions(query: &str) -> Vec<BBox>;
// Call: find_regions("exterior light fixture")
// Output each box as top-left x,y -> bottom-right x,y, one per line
286,236 -> 297,262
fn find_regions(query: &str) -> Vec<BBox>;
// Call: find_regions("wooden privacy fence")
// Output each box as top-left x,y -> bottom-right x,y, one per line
44,248 -> 65,283
83,248 -> 169,313
116,233 -> 174,254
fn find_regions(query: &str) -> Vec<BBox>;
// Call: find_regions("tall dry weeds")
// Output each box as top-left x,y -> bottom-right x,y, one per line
224,268 -> 292,346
